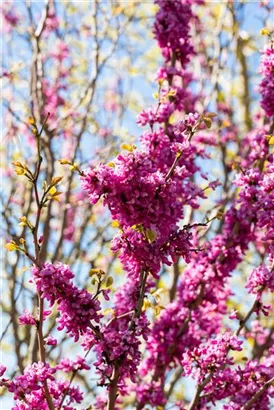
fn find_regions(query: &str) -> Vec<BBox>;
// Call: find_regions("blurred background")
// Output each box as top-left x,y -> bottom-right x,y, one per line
1,1 -> 273,408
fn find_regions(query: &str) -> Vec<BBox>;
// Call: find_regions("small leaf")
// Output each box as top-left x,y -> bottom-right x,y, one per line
51,176 -> 63,186
131,224 -> 144,233
69,163 -> 79,171
5,241 -> 19,252
260,27 -> 270,36
221,120 -> 231,128
168,89 -> 177,97
151,288 -> 164,303
89,269 -> 105,277
59,159 -> 71,165
52,193 -> 62,202
265,135 -> 274,145
28,116 -> 36,125
145,228 -> 157,243
231,163 -> 240,171
107,162 -> 116,168
18,216 -> 27,227
142,298 -> 152,311
155,305 -> 164,316
203,117 -> 212,129
106,276 -> 114,287
12,162 -> 27,176
121,143 -> 136,152
111,220 -> 120,228
48,186 -> 57,196
14,167 -> 25,175
216,208 -> 224,220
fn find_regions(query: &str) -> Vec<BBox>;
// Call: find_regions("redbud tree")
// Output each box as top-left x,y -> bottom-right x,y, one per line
1,1 -> 274,409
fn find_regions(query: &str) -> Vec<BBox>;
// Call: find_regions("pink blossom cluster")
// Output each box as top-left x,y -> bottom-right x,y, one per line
259,41 -> 274,117
32,263 -> 102,341
246,265 -> 274,295
81,119 -> 205,281
202,349 -> 274,409
0,361 -> 85,409
81,0 -> 208,281
82,275 -> 151,392
135,116 -> 274,405
0,365 -> 80,410
133,15 -> 274,405
0,356 -> 90,410
235,140 -> 274,261
18,310 -> 36,326
57,356 -> 90,373
81,1 -> 274,407
182,333 -> 243,381
153,0 -> 194,65
135,206 -> 253,406
2,0 -> 274,409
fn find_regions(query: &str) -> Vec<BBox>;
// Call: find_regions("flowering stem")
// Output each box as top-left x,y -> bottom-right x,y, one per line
58,346 -> 92,409
241,376 -> 274,410
234,296 -> 261,337
188,374 -> 212,410
27,115 -> 55,410
165,152 -> 182,181
107,270 -> 148,410
187,293 -> 263,410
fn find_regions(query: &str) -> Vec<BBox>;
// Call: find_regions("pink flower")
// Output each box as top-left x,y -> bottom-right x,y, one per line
0,365 -> 6,377
31,263 -> 102,341
259,42 -> 274,117
45,335 -> 57,346
246,265 -> 274,295
18,311 -> 36,326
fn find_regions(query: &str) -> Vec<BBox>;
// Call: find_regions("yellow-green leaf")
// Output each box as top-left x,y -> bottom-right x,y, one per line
203,117 -> 212,129
145,228 -> 157,243
260,27 -> 270,36
5,241 -> 19,252
111,220 -> 120,228
106,276 -> 114,287
48,186 -> 57,196
121,143 -> 136,152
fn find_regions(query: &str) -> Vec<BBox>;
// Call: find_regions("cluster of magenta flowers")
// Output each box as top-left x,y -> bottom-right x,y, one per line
134,122 -> 274,407
32,263 -> 103,341
181,333 -> 243,381
81,0 -> 211,403
83,277 -> 151,392
0,361 -> 85,409
202,347 -> 274,409
1,1 -> 274,410
134,207 -> 252,406
81,114 -> 205,280
259,40 -> 274,117
246,265 -> 274,295
81,0 -> 209,284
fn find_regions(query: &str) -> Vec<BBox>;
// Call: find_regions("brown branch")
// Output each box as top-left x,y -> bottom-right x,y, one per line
241,376 -> 274,410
